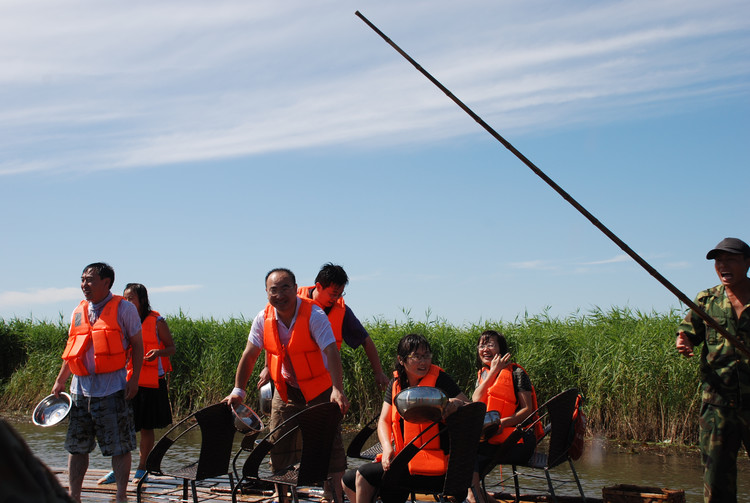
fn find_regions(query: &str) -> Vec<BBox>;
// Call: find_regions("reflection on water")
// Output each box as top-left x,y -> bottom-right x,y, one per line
9,420 -> 750,503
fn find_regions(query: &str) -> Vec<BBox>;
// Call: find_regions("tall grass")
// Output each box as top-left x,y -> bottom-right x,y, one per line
0,306 -> 701,444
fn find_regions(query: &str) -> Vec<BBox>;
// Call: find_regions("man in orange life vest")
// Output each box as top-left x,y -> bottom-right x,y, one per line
224,268 -> 350,502
51,263 -> 144,503
259,263 -> 388,391
298,263 -> 389,390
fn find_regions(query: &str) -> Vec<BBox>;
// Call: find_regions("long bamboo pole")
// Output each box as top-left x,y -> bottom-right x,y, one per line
355,10 -> 750,358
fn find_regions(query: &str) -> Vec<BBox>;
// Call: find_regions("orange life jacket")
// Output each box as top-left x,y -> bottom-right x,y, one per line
297,286 -> 345,350
477,363 -> 544,444
62,296 -> 127,376
126,311 -> 172,388
263,297 -> 332,402
390,364 -> 449,476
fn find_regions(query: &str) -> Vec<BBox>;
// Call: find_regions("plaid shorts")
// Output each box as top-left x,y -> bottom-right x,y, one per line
65,390 -> 136,457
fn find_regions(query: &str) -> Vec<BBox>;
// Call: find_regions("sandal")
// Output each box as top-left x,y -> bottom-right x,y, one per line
97,470 -> 116,485
132,469 -> 148,483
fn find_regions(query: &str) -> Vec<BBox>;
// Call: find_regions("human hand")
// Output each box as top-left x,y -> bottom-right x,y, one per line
125,378 -> 139,400
331,387 -> 350,415
222,392 -> 242,407
442,398 -> 464,419
144,349 -> 159,362
374,371 -> 389,391
51,381 -> 65,398
676,331 -> 695,358
256,367 -> 271,389
490,353 -> 511,375
381,446 -> 395,471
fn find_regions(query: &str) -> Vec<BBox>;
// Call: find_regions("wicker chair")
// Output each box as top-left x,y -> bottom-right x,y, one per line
345,413 -> 383,460
231,401 -> 342,503
494,388 -> 586,502
136,402 -> 237,503
382,401 -> 487,503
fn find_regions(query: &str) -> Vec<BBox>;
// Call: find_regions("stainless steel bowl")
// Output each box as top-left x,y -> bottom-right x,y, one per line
480,410 -> 501,441
394,386 -> 447,424
232,403 -> 265,434
259,382 -> 273,415
32,392 -> 72,427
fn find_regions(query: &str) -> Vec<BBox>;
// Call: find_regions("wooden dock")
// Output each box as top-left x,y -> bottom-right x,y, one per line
51,467 -> 306,502
51,467 -> 602,503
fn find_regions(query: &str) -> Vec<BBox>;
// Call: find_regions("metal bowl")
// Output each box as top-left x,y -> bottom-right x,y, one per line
394,386 -> 447,424
480,410 -> 501,441
232,403 -> 264,434
259,382 -> 273,415
32,392 -> 72,427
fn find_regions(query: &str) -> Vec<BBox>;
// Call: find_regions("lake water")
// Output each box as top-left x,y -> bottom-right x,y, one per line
8,419 -> 750,503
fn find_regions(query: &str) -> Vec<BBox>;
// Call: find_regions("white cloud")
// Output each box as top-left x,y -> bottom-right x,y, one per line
582,255 -> 632,265
0,287 -> 80,307
509,260 -> 557,271
1,0 -> 748,176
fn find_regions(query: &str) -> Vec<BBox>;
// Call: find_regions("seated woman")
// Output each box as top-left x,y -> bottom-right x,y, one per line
342,333 -> 469,503
470,330 -> 544,503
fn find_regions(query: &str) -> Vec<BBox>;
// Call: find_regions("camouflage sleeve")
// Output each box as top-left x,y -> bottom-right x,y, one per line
677,291 -> 708,346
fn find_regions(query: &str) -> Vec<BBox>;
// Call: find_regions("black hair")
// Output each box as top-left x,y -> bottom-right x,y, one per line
314,263 -> 349,289
394,333 -> 432,390
82,262 -> 115,290
265,268 -> 296,286
124,283 -> 152,322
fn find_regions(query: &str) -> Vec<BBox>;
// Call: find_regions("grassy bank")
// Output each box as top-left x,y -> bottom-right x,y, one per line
0,307 -> 700,444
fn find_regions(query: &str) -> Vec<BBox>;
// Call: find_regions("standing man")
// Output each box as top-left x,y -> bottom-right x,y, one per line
224,268 -> 349,503
676,238 -> 750,503
297,263 -> 389,391
51,263 -> 143,503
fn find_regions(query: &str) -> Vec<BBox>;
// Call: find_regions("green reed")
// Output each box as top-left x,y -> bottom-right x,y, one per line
0,306 -> 701,444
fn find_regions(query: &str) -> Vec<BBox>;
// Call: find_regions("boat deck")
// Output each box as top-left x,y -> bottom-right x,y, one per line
51,467 -> 602,503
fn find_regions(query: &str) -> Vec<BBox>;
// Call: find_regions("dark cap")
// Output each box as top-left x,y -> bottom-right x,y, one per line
706,237 -> 750,259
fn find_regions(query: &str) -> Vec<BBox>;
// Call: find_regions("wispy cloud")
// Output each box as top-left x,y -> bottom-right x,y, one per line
582,254 -> 632,266
1,0 -> 748,176
509,260 -> 558,271
0,287 -> 80,307
0,284 -> 201,308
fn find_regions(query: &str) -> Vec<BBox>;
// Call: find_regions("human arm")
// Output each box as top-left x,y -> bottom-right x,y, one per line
471,353 -> 511,402
52,362 -> 72,397
362,337 -> 389,391
223,340 -> 262,406
125,330 -> 143,400
322,342 -> 350,415
499,389 -> 534,430
377,401 -> 396,471
257,363 -> 271,388
146,318 -> 176,362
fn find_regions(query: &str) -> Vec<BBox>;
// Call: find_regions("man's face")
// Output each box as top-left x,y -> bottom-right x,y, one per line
713,252 -> 750,288
266,271 -> 297,313
81,268 -> 110,303
314,282 -> 345,308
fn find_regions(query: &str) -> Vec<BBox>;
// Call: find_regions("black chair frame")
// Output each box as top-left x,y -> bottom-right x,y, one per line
136,402 -> 237,503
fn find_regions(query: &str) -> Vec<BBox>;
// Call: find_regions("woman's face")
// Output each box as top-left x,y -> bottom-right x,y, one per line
123,289 -> 142,315
400,344 -> 432,381
478,337 -> 500,366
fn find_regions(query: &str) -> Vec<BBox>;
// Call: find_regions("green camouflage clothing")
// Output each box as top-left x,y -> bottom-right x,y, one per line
678,284 -> 750,503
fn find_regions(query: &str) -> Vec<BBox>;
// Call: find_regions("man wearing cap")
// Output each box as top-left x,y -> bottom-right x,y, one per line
676,237 -> 750,503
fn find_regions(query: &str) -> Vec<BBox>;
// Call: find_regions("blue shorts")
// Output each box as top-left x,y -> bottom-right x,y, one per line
65,390 -> 136,457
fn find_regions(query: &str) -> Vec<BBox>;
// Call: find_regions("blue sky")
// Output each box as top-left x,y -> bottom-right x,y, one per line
1,0 -> 748,327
